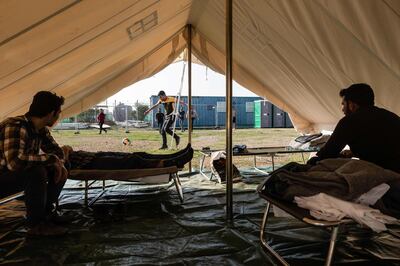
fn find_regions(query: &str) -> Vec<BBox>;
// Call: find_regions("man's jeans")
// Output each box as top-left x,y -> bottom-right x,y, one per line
0,165 -> 66,226
161,115 -> 179,147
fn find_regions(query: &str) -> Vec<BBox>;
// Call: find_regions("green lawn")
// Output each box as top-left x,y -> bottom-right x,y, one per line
52,127 -> 308,170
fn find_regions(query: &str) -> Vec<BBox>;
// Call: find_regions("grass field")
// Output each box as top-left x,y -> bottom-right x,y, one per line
52,127 -> 309,170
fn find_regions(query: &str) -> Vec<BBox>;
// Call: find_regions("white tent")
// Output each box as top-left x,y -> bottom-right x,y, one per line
1,0 -> 399,132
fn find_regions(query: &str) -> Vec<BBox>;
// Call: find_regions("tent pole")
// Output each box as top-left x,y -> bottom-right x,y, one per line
225,0 -> 233,222
188,24 -> 193,173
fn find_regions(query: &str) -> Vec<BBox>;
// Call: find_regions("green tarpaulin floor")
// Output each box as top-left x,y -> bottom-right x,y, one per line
1,168 -> 400,265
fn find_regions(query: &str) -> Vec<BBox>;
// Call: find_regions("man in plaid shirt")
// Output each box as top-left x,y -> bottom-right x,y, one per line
0,91 -> 68,236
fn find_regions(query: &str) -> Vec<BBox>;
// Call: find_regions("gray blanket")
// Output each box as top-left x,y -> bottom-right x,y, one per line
265,158 -> 400,201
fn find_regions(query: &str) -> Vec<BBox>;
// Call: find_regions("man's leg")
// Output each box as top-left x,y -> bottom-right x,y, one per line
160,118 -> 169,149
135,143 -> 191,159
45,165 -> 67,214
23,166 -> 50,226
99,123 -> 102,134
164,115 -> 180,146
86,154 -> 163,169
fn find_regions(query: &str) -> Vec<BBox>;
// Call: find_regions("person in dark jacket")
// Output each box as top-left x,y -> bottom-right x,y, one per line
97,109 -> 107,134
307,83 -> 400,219
62,143 -> 193,170
155,107 -> 164,134
308,83 -> 400,173
178,107 -> 186,132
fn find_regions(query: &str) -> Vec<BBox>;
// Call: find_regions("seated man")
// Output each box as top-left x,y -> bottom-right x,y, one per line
308,83 -> 400,173
307,83 -> 400,218
0,91 -> 68,236
63,143 -> 193,170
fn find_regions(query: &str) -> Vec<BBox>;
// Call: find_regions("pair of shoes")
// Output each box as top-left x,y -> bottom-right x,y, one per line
27,221 -> 68,237
159,145 -> 168,150
46,211 -> 75,225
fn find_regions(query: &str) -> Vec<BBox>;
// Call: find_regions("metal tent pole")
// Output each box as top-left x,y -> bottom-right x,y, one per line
188,24 -> 193,173
225,0 -> 233,221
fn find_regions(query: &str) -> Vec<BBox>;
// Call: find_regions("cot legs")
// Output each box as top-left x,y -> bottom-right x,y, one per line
325,226 -> 339,266
260,203 -> 289,266
172,173 -> 184,203
260,202 -> 339,266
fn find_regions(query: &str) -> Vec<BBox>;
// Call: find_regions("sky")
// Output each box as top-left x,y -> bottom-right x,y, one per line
100,62 -> 258,106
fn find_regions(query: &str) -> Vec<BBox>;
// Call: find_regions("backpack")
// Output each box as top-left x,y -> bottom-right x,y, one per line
211,158 -> 241,182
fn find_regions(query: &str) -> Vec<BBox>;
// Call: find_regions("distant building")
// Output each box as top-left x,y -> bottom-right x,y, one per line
149,96 -> 293,129
113,103 -> 133,122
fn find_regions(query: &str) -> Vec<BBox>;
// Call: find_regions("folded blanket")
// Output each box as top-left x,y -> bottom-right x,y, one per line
264,159 -> 400,202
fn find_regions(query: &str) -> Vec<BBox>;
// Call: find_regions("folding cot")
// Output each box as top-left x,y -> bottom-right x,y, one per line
69,166 -> 183,206
257,179 -> 352,266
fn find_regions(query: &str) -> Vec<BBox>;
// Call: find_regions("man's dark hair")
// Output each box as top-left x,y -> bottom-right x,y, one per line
28,91 -> 65,117
157,90 -> 166,96
339,83 -> 374,107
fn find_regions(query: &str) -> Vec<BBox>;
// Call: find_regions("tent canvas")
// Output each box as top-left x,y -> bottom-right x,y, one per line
1,0 -> 399,132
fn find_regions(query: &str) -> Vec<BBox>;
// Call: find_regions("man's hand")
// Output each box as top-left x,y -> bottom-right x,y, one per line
53,159 -> 68,184
340,149 -> 353,158
144,110 -> 150,116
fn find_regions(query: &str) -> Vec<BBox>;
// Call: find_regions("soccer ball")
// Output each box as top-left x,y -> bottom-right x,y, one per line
122,137 -> 131,145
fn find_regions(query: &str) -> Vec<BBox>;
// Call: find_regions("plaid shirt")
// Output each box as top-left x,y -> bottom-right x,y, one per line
0,115 -> 64,173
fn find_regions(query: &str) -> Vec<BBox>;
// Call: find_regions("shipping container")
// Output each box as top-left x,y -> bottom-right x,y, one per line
254,100 -> 273,128
149,95 -> 262,128
272,105 -> 285,128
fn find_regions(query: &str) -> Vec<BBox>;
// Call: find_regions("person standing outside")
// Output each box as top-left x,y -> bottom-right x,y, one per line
232,108 -> 237,130
97,109 -> 107,134
155,107 -> 164,133
178,106 -> 186,132
187,106 -> 198,131
144,90 -> 186,149
0,91 -> 69,236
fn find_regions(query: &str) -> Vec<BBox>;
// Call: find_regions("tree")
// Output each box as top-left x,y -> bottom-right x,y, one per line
135,103 -> 149,121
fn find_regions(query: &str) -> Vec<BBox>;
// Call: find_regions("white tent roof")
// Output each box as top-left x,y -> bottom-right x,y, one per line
1,0 -> 399,132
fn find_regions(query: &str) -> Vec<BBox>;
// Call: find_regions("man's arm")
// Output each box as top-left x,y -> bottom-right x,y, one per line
315,118 -> 349,159
40,128 -> 65,160
144,101 -> 160,116
3,124 -> 56,171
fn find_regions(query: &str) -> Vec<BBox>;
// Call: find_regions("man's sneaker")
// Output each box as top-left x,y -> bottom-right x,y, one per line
27,221 -> 68,237
159,145 -> 168,150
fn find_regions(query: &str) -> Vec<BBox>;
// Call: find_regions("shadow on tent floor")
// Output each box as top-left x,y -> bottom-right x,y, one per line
0,168 -> 400,265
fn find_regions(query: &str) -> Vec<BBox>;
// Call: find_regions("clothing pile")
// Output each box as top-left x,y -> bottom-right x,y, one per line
259,158 -> 400,232
210,151 -> 241,183
289,133 -> 331,150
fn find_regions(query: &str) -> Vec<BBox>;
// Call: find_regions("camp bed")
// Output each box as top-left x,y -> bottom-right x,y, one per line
69,166 -> 183,206
199,146 -> 318,181
257,180 -> 352,266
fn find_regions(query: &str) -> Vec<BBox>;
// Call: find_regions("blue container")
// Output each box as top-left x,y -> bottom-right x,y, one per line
149,95 -> 262,128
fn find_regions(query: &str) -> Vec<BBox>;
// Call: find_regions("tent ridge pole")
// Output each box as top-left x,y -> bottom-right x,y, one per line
226,0 -> 233,222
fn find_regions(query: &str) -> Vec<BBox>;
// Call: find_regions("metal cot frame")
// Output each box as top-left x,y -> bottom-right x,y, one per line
69,166 -> 183,207
257,189 -> 352,266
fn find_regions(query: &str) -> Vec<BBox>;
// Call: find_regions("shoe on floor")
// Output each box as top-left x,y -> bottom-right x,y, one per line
159,145 -> 168,150
27,221 -> 67,237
